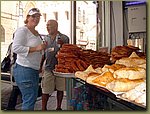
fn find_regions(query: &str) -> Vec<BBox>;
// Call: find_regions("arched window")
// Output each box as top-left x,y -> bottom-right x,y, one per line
1,25 -> 5,42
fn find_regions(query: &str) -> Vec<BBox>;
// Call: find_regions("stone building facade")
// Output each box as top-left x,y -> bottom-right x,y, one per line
1,1 -> 71,60
1,1 -> 96,61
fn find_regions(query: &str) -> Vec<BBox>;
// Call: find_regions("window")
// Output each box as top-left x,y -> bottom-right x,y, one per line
53,12 -> 58,20
83,10 -> 85,24
65,11 -> 69,20
78,7 -> 81,22
43,13 -> 46,22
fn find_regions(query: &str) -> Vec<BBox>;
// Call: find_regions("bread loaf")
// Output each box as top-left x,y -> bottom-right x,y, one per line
106,79 -> 144,92
115,57 -> 146,67
92,71 -> 115,86
102,64 -> 126,73
94,67 -> 102,74
86,75 -> 101,86
122,88 -> 137,99
122,82 -> 146,99
128,90 -> 143,101
75,71 -> 88,81
113,67 -> 146,80
137,63 -> 146,69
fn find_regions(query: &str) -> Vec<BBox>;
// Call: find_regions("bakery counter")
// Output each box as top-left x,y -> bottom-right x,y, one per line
72,78 -> 146,110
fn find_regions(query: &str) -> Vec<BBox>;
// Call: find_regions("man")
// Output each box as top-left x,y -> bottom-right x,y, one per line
41,19 -> 69,110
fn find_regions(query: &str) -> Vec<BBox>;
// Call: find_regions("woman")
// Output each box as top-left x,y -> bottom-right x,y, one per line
12,8 -> 47,110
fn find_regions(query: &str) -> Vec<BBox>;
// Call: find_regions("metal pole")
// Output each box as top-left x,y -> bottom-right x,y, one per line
70,1 -> 76,44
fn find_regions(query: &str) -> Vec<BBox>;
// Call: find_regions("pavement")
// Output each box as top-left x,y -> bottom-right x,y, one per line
15,91 -> 67,110
1,80 -> 67,111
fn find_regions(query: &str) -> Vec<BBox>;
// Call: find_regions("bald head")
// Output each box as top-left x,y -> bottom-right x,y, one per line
47,19 -> 58,28
46,20 -> 58,35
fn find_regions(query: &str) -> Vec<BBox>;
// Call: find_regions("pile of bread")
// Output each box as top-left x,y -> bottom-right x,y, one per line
121,81 -> 146,105
55,44 -> 110,73
75,51 -> 146,105
111,45 -> 146,63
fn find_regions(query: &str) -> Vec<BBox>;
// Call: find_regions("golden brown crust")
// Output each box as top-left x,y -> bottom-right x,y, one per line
115,57 -> 146,67
75,71 -> 88,81
102,64 -> 126,73
113,67 -> 146,80
92,71 -> 115,86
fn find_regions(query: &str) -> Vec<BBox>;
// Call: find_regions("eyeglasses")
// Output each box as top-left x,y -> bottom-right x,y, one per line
31,15 -> 40,19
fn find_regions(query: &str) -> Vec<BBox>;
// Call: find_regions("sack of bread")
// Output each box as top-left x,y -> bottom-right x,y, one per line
122,82 -> 146,99
135,93 -> 146,104
122,88 -> 137,99
128,90 -> 144,101
113,67 -> 146,80
121,81 -> 146,104
106,78 -> 144,92
134,81 -> 146,93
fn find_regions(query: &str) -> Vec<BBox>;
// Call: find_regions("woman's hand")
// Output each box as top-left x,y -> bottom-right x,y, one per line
36,43 -> 47,51
29,43 -> 47,53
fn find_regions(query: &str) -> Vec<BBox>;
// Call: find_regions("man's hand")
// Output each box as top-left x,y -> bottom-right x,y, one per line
57,39 -> 64,46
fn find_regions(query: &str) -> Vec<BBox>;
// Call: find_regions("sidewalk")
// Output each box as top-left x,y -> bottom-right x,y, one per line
15,91 -> 67,110
1,81 -> 67,111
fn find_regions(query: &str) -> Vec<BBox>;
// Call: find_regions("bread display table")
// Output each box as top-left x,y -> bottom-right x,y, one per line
73,78 -> 146,110
53,70 -> 146,110
70,77 -> 146,110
